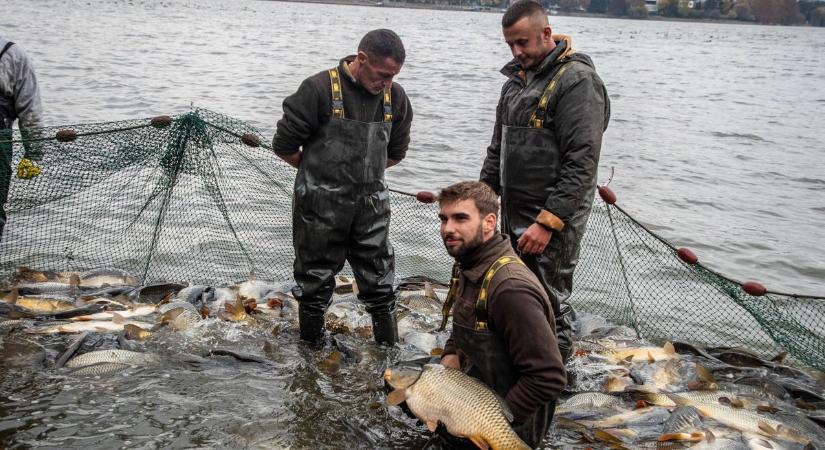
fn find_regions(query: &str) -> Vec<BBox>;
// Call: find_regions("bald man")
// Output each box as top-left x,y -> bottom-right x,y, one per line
479,0 -> 610,365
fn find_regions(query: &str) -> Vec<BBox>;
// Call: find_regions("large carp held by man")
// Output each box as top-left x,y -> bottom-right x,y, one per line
1,266 -> 824,449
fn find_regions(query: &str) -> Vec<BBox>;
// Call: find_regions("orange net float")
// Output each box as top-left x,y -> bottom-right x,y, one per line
598,185 -> 616,205
677,247 -> 698,265
55,129 -> 78,142
415,191 -> 436,204
743,281 -> 767,296
241,133 -> 261,148
150,115 -> 173,128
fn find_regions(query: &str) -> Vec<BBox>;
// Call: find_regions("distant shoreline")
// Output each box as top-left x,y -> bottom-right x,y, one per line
265,0 -> 808,26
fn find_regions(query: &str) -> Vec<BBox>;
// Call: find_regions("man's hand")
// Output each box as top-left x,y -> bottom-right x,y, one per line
516,223 -> 552,255
16,158 -> 41,179
277,151 -> 302,168
441,354 -> 459,369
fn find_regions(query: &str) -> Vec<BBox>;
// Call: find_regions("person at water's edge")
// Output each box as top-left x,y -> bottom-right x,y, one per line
1,36 -> 45,239
272,29 -> 413,346
426,180 -> 565,449
479,0 -> 610,362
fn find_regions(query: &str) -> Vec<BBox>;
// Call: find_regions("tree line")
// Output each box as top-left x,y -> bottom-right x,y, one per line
573,0 -> 824,25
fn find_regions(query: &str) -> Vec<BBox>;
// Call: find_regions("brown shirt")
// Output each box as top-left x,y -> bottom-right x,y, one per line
272,56 -> 413,161
443,234 -> 566,421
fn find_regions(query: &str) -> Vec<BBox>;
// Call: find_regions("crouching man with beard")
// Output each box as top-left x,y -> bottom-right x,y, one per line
426,181 -> 566,449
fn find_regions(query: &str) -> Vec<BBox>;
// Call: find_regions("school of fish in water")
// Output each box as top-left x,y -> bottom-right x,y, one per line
1,266 -> 824,449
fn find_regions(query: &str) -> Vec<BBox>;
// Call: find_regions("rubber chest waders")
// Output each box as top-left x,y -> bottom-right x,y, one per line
500,61 -> 591,363
292,66 -> 397,344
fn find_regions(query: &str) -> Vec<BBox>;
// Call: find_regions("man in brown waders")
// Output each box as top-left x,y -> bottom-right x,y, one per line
430,181 -> 566,449
272,29 -> 413,346
480,0 -> 611,363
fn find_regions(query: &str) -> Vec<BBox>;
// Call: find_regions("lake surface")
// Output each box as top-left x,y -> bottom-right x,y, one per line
1,1 -> 824,448
3,0 -> 825,294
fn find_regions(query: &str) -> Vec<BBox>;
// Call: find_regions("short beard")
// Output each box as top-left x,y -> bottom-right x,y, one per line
444,224 -> 485,259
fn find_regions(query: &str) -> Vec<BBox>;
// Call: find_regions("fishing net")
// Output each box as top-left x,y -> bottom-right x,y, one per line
1,109 -> 823,369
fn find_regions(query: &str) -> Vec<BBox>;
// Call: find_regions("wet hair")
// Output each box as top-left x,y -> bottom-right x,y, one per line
358,29 -> 406,65
438,181 -> 499,218
502,0 -> 546,28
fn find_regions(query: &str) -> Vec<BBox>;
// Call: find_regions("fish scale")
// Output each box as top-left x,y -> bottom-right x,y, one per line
390,364 -> 529,450
671,395 -> 812,444
65,349 -> 160,368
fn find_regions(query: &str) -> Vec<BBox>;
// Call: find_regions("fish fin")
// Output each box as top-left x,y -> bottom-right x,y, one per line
467,436 -> 490,450
113,294 -> 134,309
664,392 -> 690,407
424,282 -> 437,300
594,429 -> 625,445
657,432 -> 705,443
663,341 -> 676,356
94,326 -> 109,332
704,428 -> 716,443
69,274 -> 80,288
770,351 -> 787,363
647,351 -> 655,363
657,432 -> 691,442
430,348 -> 443,356
55,331 -> 88,368
8,289 -> 19,305
225,301 -> 236,314
424,420 -> 438,432
695,363 -> 714,382
351,280 -> 359,295
386,389 -> 407,406
112,312 -> 126,324
689,432 -> 705,443
757,420 -> 778,436
757,404 -> 780,414
200,306 -> 210,319
72,316 -> 92,322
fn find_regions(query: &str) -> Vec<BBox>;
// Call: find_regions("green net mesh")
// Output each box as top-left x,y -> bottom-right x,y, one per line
2,109 -> 823,369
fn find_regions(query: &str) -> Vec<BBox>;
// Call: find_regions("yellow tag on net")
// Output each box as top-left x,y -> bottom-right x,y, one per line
17,158 -> 41,179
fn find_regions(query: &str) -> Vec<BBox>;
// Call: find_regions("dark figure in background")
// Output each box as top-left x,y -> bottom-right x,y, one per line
429,181 -> 565,449
1,37 -> 44,239
479,0 -> 610,362
272,29 -> 413,346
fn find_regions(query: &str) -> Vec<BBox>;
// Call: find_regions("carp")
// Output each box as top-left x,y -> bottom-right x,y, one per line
384,363 -> 529,450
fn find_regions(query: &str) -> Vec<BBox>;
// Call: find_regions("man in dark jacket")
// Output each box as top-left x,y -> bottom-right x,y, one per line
1,37 -> 44,238
427,180 -> 565,449
272,29 -> 413,346
479,0 -> 610,362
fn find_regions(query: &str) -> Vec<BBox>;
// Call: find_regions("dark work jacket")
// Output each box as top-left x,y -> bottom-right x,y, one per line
479,39 -> 610,226
442,234 -> 566,434
272,56 -> 413,162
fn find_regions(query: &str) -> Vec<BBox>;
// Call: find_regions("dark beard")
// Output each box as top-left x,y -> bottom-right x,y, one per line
444,224 -> 484,259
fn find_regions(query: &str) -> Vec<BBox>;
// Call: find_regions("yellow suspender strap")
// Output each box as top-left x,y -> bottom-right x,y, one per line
383,88 -> 393,122
528,61 -> 578,129
475,255 -> 525,331
437,263 -> 461,332
329,68 -> 344,119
